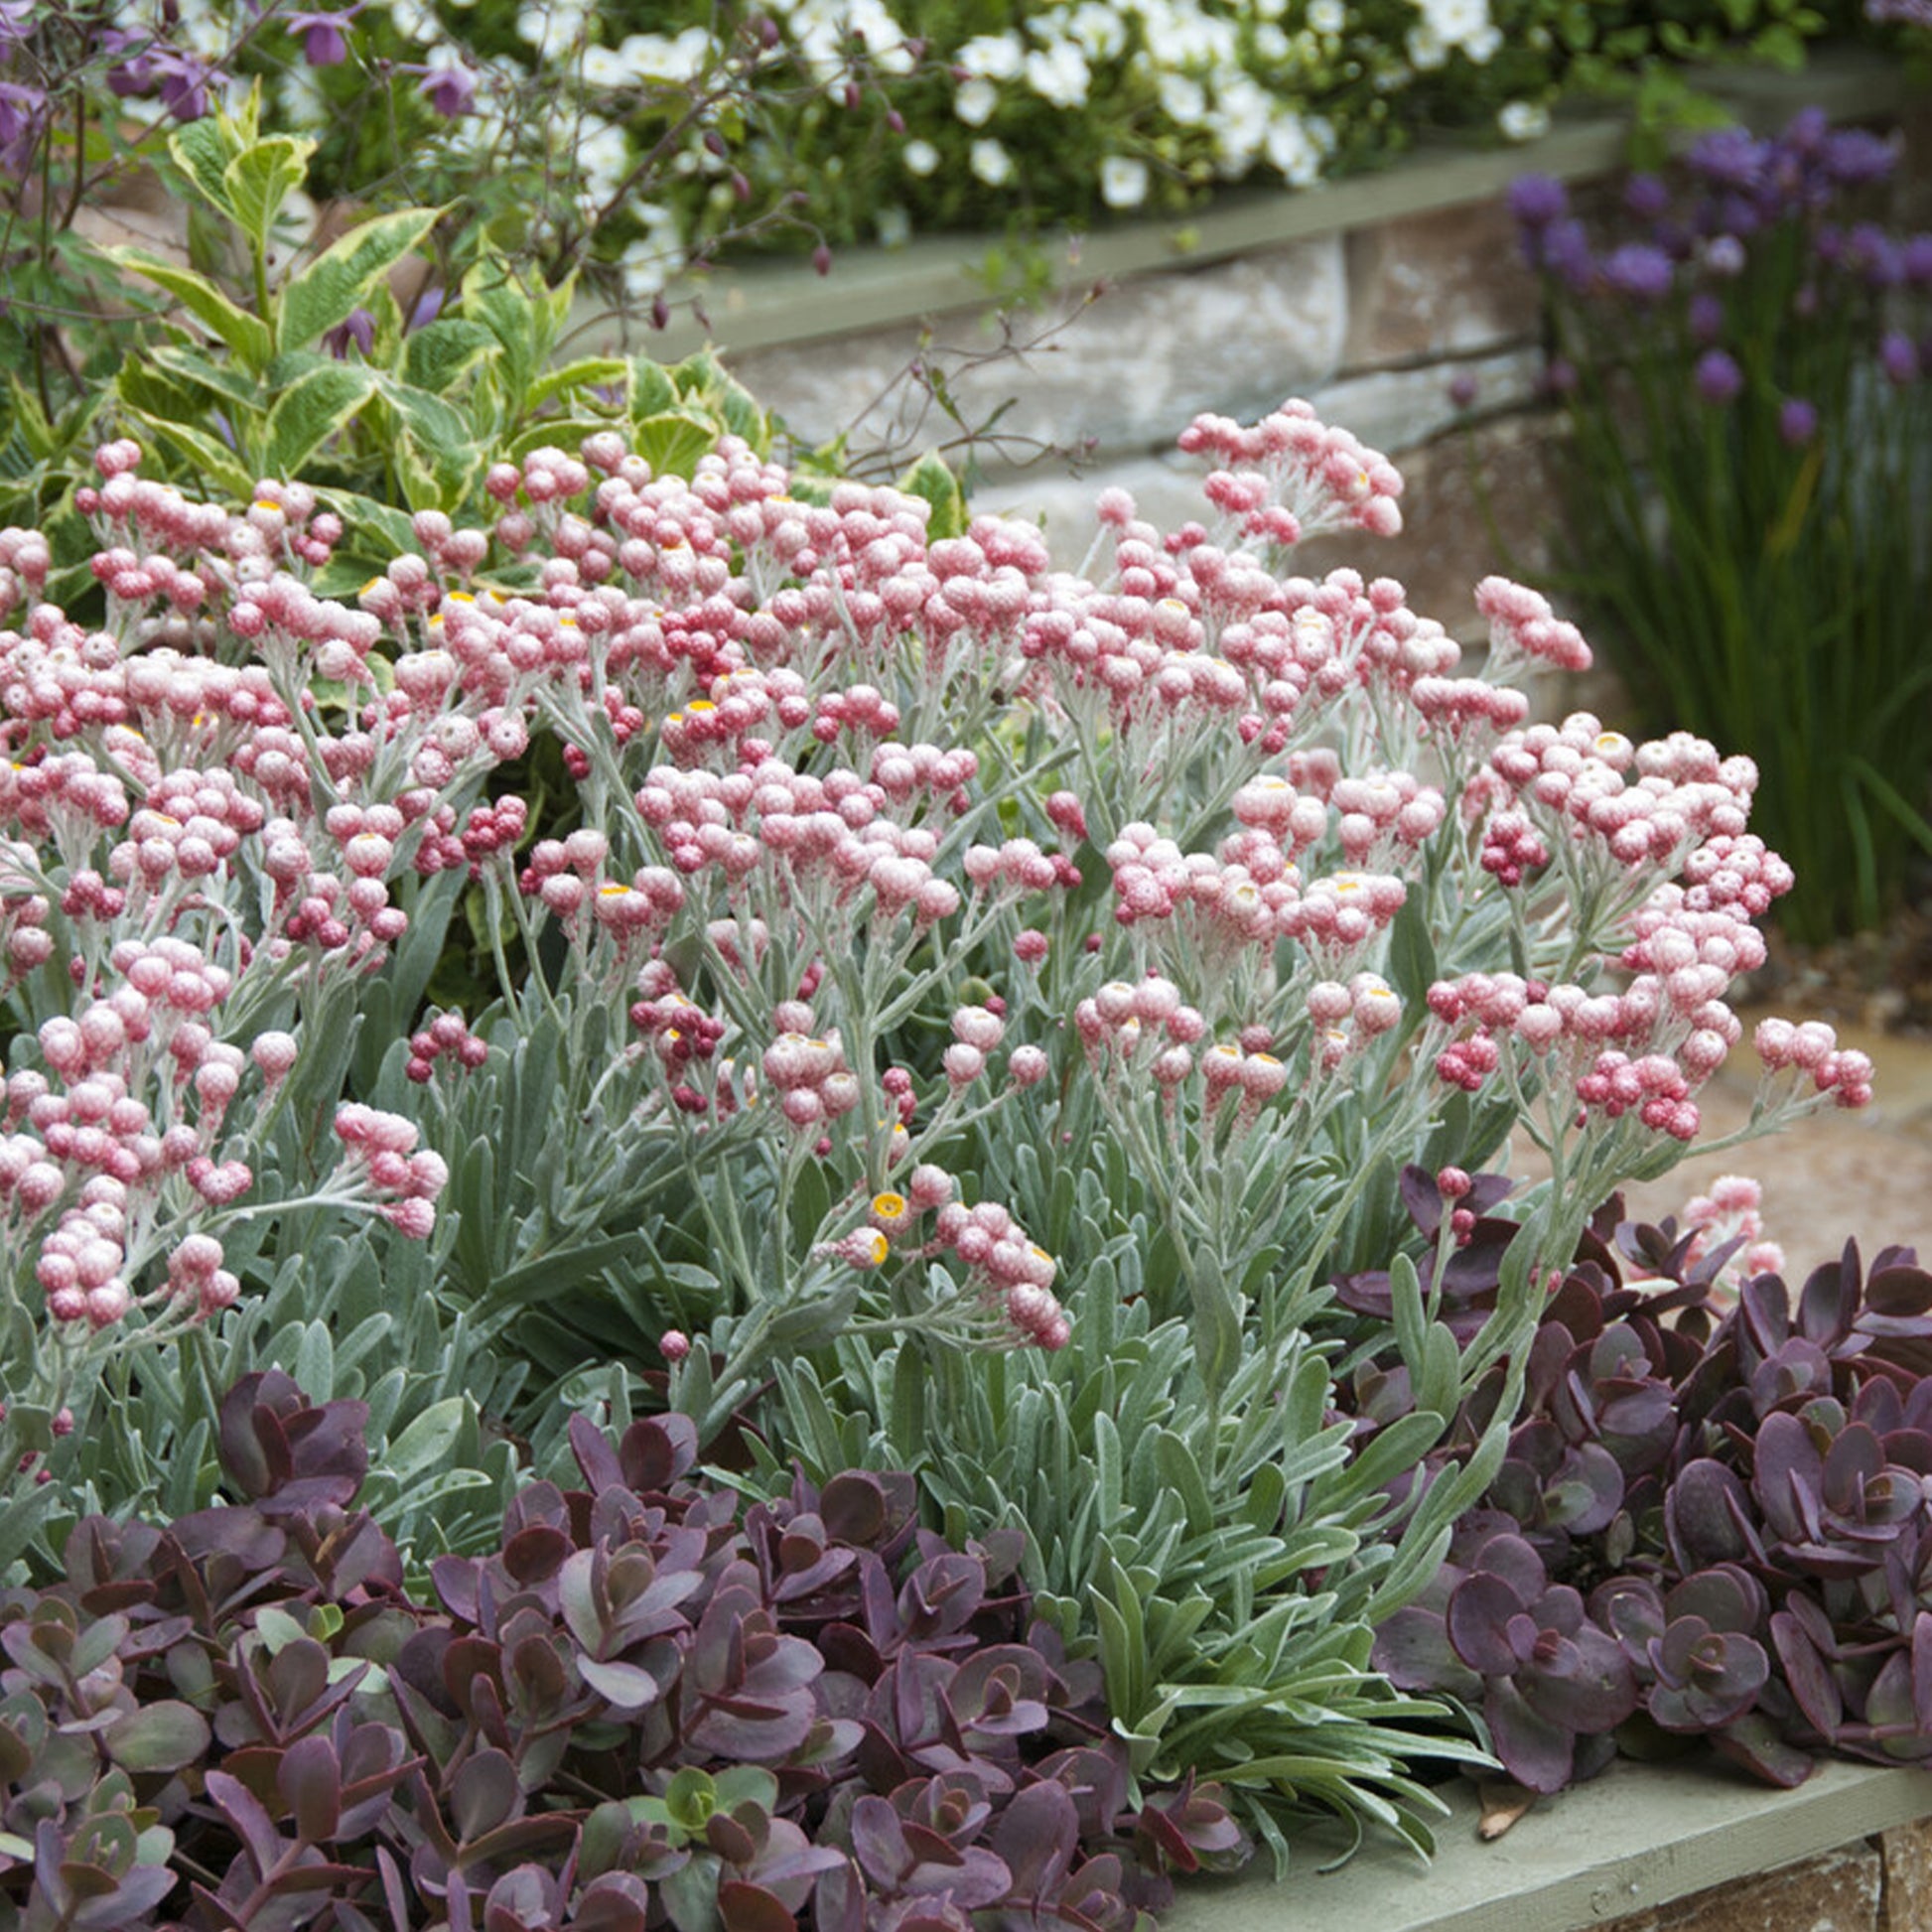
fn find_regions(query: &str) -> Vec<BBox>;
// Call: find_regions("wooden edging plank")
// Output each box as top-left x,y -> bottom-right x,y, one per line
1163,1758 -> 1932,1932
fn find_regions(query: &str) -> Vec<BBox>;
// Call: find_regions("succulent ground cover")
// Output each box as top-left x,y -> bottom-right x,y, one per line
1,1372 -> 1249,1929
1367,1185 -> 1932,1796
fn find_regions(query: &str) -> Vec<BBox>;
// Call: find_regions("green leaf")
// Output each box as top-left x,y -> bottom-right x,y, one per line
264,362 -> 378,476
630,357 -> 679,415
116,409 -> 254,497
632,410 -> 719,481
381,1398 -> 469,1485
278,207 -> 439,355
463,251 -> 550,405
167,116 -> 240,219
528,356 -> 630,412
145,345 -> 266,412
403,318 -> 499,395
897,451 -> 968,541
221,136 -> 311,254
103,1701 -> 211,1775
104,249 -> 274,374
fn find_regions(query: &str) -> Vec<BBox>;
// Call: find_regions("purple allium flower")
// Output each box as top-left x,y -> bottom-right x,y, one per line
1846,222 -> 1902,287
1815,223 -> 1844,266
1508,174 -> 1569,228
1704,235 -> 1746,278
1688,293 -> 1725,345
1866,0 -> 1932,22
1694,349 -> 1743,406
1602,242 -> 1673,303
1541,216 -> 1592,289
1687,128 -> 1768,192
1447,369 -> 1479,410
1902,234 -> 1932,286
285,5 -> 362,67
1624,173 -> 1670,221
1822,128 -> 1896,188
1879,331 -> 1919,386
419,63 -> 476,118
1778,398 -> 1818,447
1781,107 -> 1829,157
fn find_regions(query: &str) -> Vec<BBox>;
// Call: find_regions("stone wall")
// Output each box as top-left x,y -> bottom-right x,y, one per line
1598,1819 -> 1932,1932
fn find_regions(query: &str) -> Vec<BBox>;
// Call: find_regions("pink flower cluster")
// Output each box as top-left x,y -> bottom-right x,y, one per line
1486,714 -> 1770,884
1177,398 -> 1405,542
832,1165 -> 1068,1350
332,1103 -> 450,1237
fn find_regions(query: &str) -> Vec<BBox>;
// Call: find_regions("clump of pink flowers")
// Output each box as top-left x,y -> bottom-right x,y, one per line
1,388 -> 1864,1457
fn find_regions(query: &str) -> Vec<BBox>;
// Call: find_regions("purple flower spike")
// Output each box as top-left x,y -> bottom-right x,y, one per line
1508,174 -> 1569,228
1695,349 -> 1743,407
1778,398 -> 1819,447
1624,173 -> 1670,221
1688,292 -> 1725,345
1602,242 -> 1673,304
1822,127 -> 1896,188
1880,332 -> 1919,387
420,63 -> 476,119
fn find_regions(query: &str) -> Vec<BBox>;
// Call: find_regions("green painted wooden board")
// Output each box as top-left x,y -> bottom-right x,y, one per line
1163,1759 -> 1932,1932
569,49 -> 1911,363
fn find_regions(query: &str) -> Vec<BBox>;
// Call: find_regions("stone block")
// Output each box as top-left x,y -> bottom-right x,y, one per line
1883,1817 -> 1932,1931
1341,196 -> 1541,369
1306,345 -> 1543,459
731,235 -> 1346,459
1599,1844 -> 1882,1932
968,451 -> 1207,571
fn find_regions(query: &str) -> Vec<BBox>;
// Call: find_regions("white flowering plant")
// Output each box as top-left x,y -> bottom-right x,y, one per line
5,0 -> 1864,403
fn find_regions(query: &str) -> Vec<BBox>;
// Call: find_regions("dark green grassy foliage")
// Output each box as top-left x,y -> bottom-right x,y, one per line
1513,113 -> 1932,941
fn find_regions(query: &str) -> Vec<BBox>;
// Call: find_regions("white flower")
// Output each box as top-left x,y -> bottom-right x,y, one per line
1264,110 -> 1323,187
970,139 -> 1015,188
1025,40 -> 1091,109
575,120 -> 631,203
1212,75 -> 1272,174
1498,100 -> 1551,141
1406,22 -> 1448,69
580,44 -> 629,89
1099,156 -> 1149,208
902,138 -> 940,177
1157,70 -> 1206,125
957,32 -> 1025,79
1253,23 -> 1290,60
1309,0 -> 1345,31
1064,2 -> 1128,60
955,76 -> 999,126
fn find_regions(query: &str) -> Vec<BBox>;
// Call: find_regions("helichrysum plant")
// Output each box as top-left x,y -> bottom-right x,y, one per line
0,384 -> 1866,1851
1511,109 -> 1932,942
